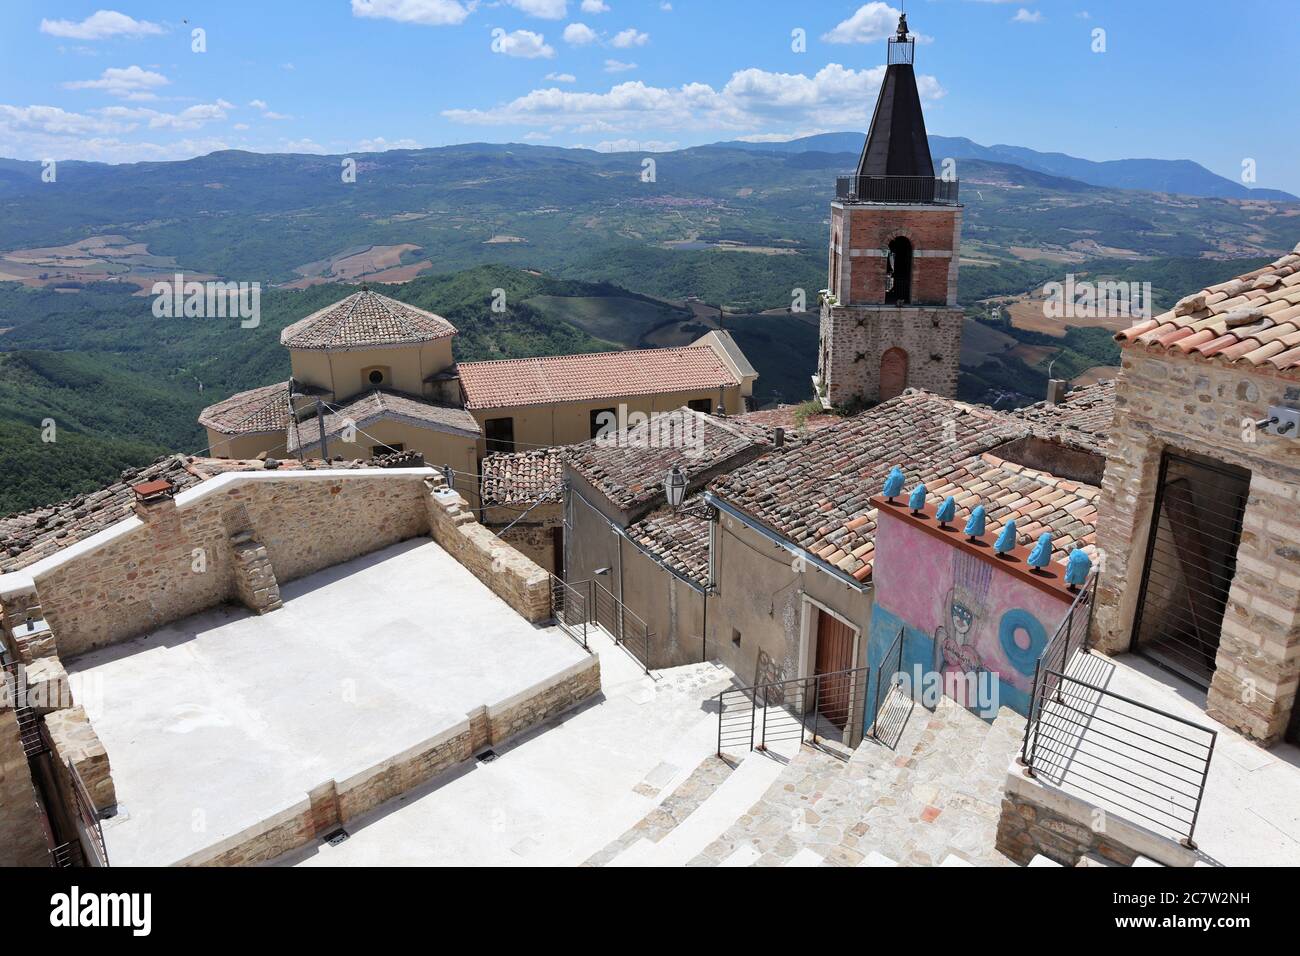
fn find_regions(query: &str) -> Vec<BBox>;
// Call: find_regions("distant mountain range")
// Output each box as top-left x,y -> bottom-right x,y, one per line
714,133 -> 1298,202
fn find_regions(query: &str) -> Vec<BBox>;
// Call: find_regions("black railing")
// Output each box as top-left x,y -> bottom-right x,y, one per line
870,626 -> 907,742
1023,670 -> 1217,847
1,647 -> 44,757
836,174 -> 959,205
550,575 -> 589,650
1018,573 -> 1217,847
65,754 -> 110,867
716,664 -> 871,759
566,578 -> 654,673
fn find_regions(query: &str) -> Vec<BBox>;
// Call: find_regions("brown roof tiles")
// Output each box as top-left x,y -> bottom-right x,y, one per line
280,290 -> 456,352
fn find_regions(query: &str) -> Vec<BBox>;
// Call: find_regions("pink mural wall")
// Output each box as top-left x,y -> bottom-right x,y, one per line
871,505 -> 1073,717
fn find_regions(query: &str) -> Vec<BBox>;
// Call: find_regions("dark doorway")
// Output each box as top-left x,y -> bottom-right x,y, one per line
551,527 -> 565,579
885,236 -> 913,304
1132,450 -> 1250,689
484,417 -> 514,453
879,347 -> 908,401
814,609 -> 856,729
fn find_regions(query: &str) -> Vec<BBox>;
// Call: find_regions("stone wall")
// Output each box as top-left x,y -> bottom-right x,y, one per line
996,760 -> 1197,867
426,484 -> 552,623
482,502 -> 562,575
818,305 -> 963,406
1092,351 -> 1300,744
0,705 -> 50,866
5,469 -> 433,661
178,655 -> 599,866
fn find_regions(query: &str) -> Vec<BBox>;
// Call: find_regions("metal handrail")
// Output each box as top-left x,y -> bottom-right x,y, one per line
715,663 -> 871,758
835,174 -> 959,205
1020,573 -> 1096,764
549,574 -> 589,650
871,626 -> 905,739
566,577 -> 654,673
1025,668 -> 1217,847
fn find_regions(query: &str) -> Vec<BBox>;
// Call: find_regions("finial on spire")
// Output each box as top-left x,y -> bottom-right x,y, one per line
897,13 -> 909,40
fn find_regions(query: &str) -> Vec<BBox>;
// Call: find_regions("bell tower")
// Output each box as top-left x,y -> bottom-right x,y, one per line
816,14 -> 963,408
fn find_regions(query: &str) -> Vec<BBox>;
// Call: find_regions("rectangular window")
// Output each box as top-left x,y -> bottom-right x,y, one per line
731,628 -> 742,648
688,398 -> 713,414
590,408 -> 616,439
484,417 -> 514,453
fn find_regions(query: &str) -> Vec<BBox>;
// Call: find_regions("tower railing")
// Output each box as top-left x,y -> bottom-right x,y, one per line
835,175 -> 959,205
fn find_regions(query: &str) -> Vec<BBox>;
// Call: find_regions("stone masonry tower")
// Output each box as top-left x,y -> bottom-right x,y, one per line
816,14 -> 963,407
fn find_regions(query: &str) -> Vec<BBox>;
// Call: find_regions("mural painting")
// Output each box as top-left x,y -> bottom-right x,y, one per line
866,507 -> 1072,722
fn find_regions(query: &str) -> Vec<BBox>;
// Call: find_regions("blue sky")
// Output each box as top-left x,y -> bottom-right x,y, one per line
2,1 -> 1297,192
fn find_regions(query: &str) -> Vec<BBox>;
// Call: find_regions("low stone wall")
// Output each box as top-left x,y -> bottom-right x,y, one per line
177,655 -> 599,867
0,706 -> 50,867
0,469 -> 434,661
996,759 -> 1197,867
426,484 -> 552,624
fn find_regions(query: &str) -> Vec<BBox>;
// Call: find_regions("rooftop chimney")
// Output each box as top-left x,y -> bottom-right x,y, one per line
1045,379 -> 1068,406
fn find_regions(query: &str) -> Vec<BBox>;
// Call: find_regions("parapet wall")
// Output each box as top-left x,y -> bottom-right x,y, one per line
177,655 -> 600,866
0,469 -> 460,661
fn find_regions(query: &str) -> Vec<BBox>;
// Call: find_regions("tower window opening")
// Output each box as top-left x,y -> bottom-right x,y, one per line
885,237 -> 913,304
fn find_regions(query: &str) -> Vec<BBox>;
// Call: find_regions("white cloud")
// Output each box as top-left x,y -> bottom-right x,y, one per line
822,3 -> 931,44
40,10 -> 164,40
493,29 -> 556,58
0,100 -> 238,163
545,72 -> 577,82
282,138 -> 327,153
591,138 -> 677,152
349,0 -> 473,26
356,136 -> 423,151
262,111 -> 293,121
99,101 -> 233,131
522,131 -> 552,140
563,23 -> 598,45
506,0 -> 568,19
248,99 -> 268,110
444,62 -> 943,135
660,2 -> 672,10
1012,8 -> 1044,22
611,28 -> 649,48
233,123 -> 250,130
603,58 -> 637,72
64,65 -> 169,99
581,0 -> 610,12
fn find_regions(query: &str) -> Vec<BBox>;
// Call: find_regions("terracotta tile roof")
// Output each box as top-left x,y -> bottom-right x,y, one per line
710,392 -> 1028,582
567,407 -> 770,515
1116,245 -> 1300,373
0,455 -> 388,574
712,393 -> 1103,583
280,289 -> 456,351
285,390 -> 479,454
1010,380 -> 1115,454
481,448 -> 565,507
628,498 -> 711,587
198,381 -> 294,436
457,345 -> 739,410
732,404 -> 841,435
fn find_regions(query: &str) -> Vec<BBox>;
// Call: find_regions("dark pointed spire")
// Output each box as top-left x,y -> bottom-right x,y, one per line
856,13 -> 934,179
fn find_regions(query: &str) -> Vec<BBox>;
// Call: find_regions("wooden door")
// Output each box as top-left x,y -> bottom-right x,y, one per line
880,347 -> 908,401
814,610 -> 856,729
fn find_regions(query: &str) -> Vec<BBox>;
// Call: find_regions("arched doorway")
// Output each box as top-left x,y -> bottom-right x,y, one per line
880,347 -> 908,400
885,236 -> 913,304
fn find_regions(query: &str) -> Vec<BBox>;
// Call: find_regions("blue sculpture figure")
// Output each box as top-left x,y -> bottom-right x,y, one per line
963,504 -> 986,539
1065,548 -> 1093,590
1026,532 -> 1053,570
908,483 -> 927,514
993,520 -> 1018,556
935,495 -> 956,528
882,466 -> 905,501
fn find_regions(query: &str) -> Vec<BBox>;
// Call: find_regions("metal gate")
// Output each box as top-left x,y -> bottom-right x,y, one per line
1132,451 -> 1250,689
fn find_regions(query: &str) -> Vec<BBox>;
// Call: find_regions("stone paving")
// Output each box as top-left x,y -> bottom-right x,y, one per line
583,755 -> 735,866
686,696 -> 1026,867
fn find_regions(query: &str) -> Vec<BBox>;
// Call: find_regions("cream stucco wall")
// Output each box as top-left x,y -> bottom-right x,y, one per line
288,339 -> 454,402
471,386 -> 744,455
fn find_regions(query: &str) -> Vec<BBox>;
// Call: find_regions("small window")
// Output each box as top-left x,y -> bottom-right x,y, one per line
590,408 -> 617,439
885,236 -> 913,304
371,443 -> 403,456
688,399 -> 713,414
731,628 -> 742,648
484,417 -> 515,453
362,365 -> 390,387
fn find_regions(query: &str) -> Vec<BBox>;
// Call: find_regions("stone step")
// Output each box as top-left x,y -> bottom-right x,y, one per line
611,750 -> 787,867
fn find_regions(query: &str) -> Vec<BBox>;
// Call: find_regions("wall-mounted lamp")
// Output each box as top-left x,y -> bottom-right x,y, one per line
665,465 -> 688,510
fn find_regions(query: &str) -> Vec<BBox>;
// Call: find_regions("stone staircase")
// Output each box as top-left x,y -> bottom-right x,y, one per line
587,694 -> 1028,867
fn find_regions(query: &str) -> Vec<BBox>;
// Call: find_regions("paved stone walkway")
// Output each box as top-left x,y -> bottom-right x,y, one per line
583,755 -> 735,866
687,697 -> 1026,866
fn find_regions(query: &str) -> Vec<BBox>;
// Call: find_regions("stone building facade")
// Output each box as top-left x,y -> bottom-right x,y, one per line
1093,249 -> 1300,746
